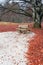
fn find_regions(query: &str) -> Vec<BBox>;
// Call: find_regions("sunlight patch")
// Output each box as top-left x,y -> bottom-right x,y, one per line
0,31 -> 35,65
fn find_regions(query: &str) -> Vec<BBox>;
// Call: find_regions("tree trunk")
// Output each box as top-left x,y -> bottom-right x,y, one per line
33,11 -> 41,28
34,22 -> 41,28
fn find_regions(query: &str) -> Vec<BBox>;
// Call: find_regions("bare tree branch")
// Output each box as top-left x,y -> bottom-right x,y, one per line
0,4 -> 32,17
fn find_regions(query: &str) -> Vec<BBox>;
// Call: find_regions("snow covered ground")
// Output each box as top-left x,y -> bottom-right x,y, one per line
0,31 -> 35,65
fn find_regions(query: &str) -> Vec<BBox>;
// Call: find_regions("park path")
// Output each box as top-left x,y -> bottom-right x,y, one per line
0,31 -> 35,65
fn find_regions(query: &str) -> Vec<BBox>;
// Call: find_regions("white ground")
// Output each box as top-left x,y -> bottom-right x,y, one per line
0,31 -> 35,65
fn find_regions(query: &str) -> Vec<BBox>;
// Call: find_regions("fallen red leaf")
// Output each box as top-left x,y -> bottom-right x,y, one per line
26,28 -> 43,65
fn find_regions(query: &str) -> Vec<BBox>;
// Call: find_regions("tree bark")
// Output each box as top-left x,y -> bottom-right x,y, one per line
33,10 -> 41,28
34,22 -> 41,28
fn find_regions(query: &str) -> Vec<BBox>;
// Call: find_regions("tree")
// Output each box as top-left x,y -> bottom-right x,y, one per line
32,0 -> 43,28
0,0 -> 43,28
22,0 -> 43,28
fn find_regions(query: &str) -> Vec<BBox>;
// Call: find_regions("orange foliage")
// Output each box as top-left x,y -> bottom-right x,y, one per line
26,28 -> 43,65
0,24 -> 18,32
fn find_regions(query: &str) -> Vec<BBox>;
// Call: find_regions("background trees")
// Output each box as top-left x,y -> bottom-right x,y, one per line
0,0 -> 43,28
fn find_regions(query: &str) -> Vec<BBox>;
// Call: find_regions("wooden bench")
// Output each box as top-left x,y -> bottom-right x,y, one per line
17,24 -> 30,33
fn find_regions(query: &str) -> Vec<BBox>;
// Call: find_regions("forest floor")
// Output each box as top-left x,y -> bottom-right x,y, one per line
0,22 -> 43,65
